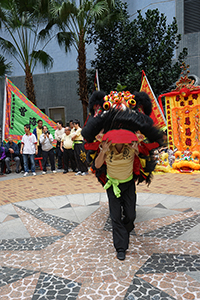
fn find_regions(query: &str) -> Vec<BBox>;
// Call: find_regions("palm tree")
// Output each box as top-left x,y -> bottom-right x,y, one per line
50,0 -> 115,122
0,0 -> 54,105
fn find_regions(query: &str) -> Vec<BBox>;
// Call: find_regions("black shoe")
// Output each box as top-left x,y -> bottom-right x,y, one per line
58,167 -> 62,169
16,170 -> 20,173
6,170 -> 11,174
117,251 -> 126,261
63,170 -> 68,174
0,172 -> 3,175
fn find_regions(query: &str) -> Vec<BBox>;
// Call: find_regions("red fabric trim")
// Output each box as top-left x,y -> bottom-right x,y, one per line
138,141 -> 159,156
84,141 -> 100,151
133,155 -> 141,175
158,87 -> 200,101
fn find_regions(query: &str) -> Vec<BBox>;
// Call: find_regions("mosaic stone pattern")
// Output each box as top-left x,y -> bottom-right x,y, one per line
1,184 -> 200,299
0,273 -> 40,299
0,266 -> 38,287
0,236 -> 64,251
138,272 -> 200,300
124,276 -> 176,300
142,214 -> 200,239
15,204 -> 79,235
136,253 -> 200,275
32,272 -> 81,300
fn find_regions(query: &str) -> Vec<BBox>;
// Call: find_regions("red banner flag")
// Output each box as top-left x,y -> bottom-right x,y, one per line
140,70 -> 166,130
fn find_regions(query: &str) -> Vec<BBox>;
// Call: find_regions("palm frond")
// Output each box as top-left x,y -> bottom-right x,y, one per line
31,50 -> 53,71
57,31 -> 74,52
38,27 -> 51,41
0,54 -> 12,77
0,37 -> 18,56
51,0 -> 78,22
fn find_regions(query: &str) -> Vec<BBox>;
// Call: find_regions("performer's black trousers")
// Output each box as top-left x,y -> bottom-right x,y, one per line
106,178 -> 136,252
63,148 -> 76,171
74,143 -> 88,173
42,148 -> 55,172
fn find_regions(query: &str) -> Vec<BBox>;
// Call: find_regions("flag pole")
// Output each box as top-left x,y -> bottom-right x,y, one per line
2,75 -> 7,143
96,69 -> 100,91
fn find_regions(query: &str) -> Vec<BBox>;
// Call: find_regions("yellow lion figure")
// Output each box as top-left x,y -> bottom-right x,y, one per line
172,150 -> 200,173
154,151 -> 173,173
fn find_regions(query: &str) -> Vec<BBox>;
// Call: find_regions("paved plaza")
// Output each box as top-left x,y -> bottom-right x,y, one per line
0,170 -> 200,299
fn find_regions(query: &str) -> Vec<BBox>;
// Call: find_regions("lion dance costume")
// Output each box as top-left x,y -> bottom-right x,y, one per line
82,90 -> 163,260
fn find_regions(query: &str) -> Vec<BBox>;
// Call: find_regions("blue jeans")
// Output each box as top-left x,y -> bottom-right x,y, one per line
23,154 -> 35,173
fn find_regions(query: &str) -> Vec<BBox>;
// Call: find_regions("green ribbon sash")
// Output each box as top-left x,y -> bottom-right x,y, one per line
104,174 -> 133,198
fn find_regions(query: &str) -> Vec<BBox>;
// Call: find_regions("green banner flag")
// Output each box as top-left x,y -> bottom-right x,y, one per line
4,78 -> 57,145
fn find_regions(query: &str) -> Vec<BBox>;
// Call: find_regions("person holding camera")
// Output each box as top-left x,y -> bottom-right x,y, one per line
40,125 -> 56,174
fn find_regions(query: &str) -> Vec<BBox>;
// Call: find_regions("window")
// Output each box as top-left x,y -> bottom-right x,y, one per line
49,107 -> 65,125
184,0 -> 200,34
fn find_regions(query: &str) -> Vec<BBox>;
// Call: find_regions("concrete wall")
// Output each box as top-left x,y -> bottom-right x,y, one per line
123,0 -> 175,23
176,0 -> 200,78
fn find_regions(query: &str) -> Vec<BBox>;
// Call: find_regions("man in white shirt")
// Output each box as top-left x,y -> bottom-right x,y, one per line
55,121 -> 65,169
60,127 -> 76,173
20,124 -> 38,177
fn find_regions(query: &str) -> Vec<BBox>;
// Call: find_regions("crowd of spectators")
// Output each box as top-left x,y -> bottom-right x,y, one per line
0,119 -> 88,177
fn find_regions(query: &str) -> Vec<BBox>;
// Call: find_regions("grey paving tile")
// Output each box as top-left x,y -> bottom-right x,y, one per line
46,207 -> 80,223
16,199 -> 39,210
177,223 -> 200,242
0,211 -> 7,223
32,198 -> 58,209
48,195 -> 70,209
161,195 -> 190,209
73,205 -> 100,223
0,219 -> 30,240
180,198 -> 200,211
99,192 -> 108,203
135,206 -> 180,223
137,193 -> 152,204
0,203 -> 18,214
84,193 -> 100,205
67,194 -> 85,205
138,193 -> 169,205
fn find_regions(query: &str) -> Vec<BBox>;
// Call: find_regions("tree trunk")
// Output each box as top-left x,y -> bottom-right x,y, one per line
25,62 -> 36,105
78,30 -> 88,123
